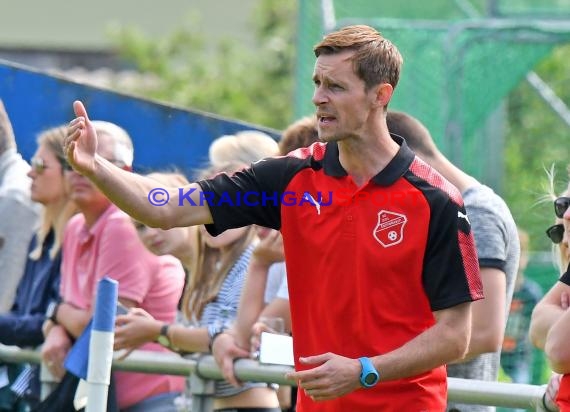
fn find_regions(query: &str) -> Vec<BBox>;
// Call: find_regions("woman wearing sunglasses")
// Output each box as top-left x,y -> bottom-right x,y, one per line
529,180 -> 570,411
0,125 -> 77,410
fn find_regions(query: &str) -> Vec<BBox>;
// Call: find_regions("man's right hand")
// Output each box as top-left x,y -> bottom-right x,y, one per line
211,332 -> 250,387
65,100 -> 99,176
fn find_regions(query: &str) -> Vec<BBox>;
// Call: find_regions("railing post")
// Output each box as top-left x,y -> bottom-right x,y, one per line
85,277 -> 118,412
189,373 -> 215,412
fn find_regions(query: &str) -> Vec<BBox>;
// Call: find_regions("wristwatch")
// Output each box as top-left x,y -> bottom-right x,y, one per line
358,357 -> 380,388
45,300 -> 61,324
157,324 -> 172,348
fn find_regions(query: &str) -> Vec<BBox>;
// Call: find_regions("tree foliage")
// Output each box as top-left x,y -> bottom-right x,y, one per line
109,1 -> 296,130
504,43 -> 570,250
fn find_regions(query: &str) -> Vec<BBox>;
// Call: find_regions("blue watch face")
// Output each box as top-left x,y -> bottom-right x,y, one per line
364,372 -> 378,386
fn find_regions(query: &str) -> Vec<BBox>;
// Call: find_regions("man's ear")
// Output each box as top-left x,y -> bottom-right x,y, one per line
373,83 -> 394,108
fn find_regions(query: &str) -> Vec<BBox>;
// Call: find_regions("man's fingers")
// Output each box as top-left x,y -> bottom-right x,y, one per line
222,358 -> 241,387
73,100 -> 89,120
300,352 -> 331,365
233,346 -> 250,358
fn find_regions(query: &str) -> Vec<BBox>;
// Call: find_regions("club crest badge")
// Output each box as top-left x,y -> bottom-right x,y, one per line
373,210 -> 407,247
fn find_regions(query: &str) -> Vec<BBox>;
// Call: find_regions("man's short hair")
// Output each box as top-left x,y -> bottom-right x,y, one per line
92,121 -> 134,167
314,24 -> 403,90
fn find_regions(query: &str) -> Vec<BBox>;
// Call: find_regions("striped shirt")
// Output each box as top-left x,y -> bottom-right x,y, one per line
198,244 -> 268,397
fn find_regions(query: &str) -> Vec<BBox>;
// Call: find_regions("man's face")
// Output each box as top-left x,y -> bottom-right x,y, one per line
312,50 -> 377,142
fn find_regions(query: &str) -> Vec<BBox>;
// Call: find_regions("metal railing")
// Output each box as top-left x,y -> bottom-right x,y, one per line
0,344 -> 549,411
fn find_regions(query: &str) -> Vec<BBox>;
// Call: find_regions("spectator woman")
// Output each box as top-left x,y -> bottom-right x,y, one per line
0,125 -> 77,410
529,168 -> 570,411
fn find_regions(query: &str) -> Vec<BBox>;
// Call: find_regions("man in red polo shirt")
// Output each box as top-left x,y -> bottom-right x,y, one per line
64,24 -> 483,411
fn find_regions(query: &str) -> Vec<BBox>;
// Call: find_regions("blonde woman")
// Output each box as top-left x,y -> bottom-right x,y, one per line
529,169 -> 570,411
0,125 -> 77,409
208,130 -> 278,168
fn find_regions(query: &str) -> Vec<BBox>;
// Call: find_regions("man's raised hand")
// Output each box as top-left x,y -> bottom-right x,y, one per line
65,100 -> 99,176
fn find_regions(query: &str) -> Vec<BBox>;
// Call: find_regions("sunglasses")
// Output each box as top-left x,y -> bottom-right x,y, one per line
31,156 -> 72,174
555,197 -> 570,219
546,224 -> 564,244
30,157 -> 50,174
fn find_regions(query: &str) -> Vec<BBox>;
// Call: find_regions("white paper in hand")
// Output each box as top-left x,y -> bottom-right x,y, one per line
259,332 -> 294,366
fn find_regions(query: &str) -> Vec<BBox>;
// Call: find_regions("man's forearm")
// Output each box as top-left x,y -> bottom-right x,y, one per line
372,304 -> 471,381
89,156 -> 211,229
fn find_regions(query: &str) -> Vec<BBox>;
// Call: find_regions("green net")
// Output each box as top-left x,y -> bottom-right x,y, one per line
295,1 -> 570,180
492,0 -> 570,17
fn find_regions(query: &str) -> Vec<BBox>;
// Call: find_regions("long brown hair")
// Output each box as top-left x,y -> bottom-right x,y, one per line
182,162 -> 257,322
182,226 -> 256,322
29,126 -> 78,260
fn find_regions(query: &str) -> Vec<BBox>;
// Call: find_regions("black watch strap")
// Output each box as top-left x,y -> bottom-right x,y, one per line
45,300 -> 61,324
156,323 -> 171,347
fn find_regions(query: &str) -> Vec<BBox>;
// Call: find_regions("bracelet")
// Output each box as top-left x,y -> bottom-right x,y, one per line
542,392 -> 558,412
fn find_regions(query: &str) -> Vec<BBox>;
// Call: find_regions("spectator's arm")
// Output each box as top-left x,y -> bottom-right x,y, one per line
233,229 -> 285,347
0,197 -> 38,312
233,258 -> 271,348
545,305 -> 570,373
529,281 -> 570,350
258,297 -> 291,333
55,301 -> 91,339
461,267 -> 506,360
0,313 -> 45,346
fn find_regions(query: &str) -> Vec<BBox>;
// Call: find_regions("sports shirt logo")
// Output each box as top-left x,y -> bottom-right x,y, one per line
302,192 -> 321,215
373,210 -> 407,247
